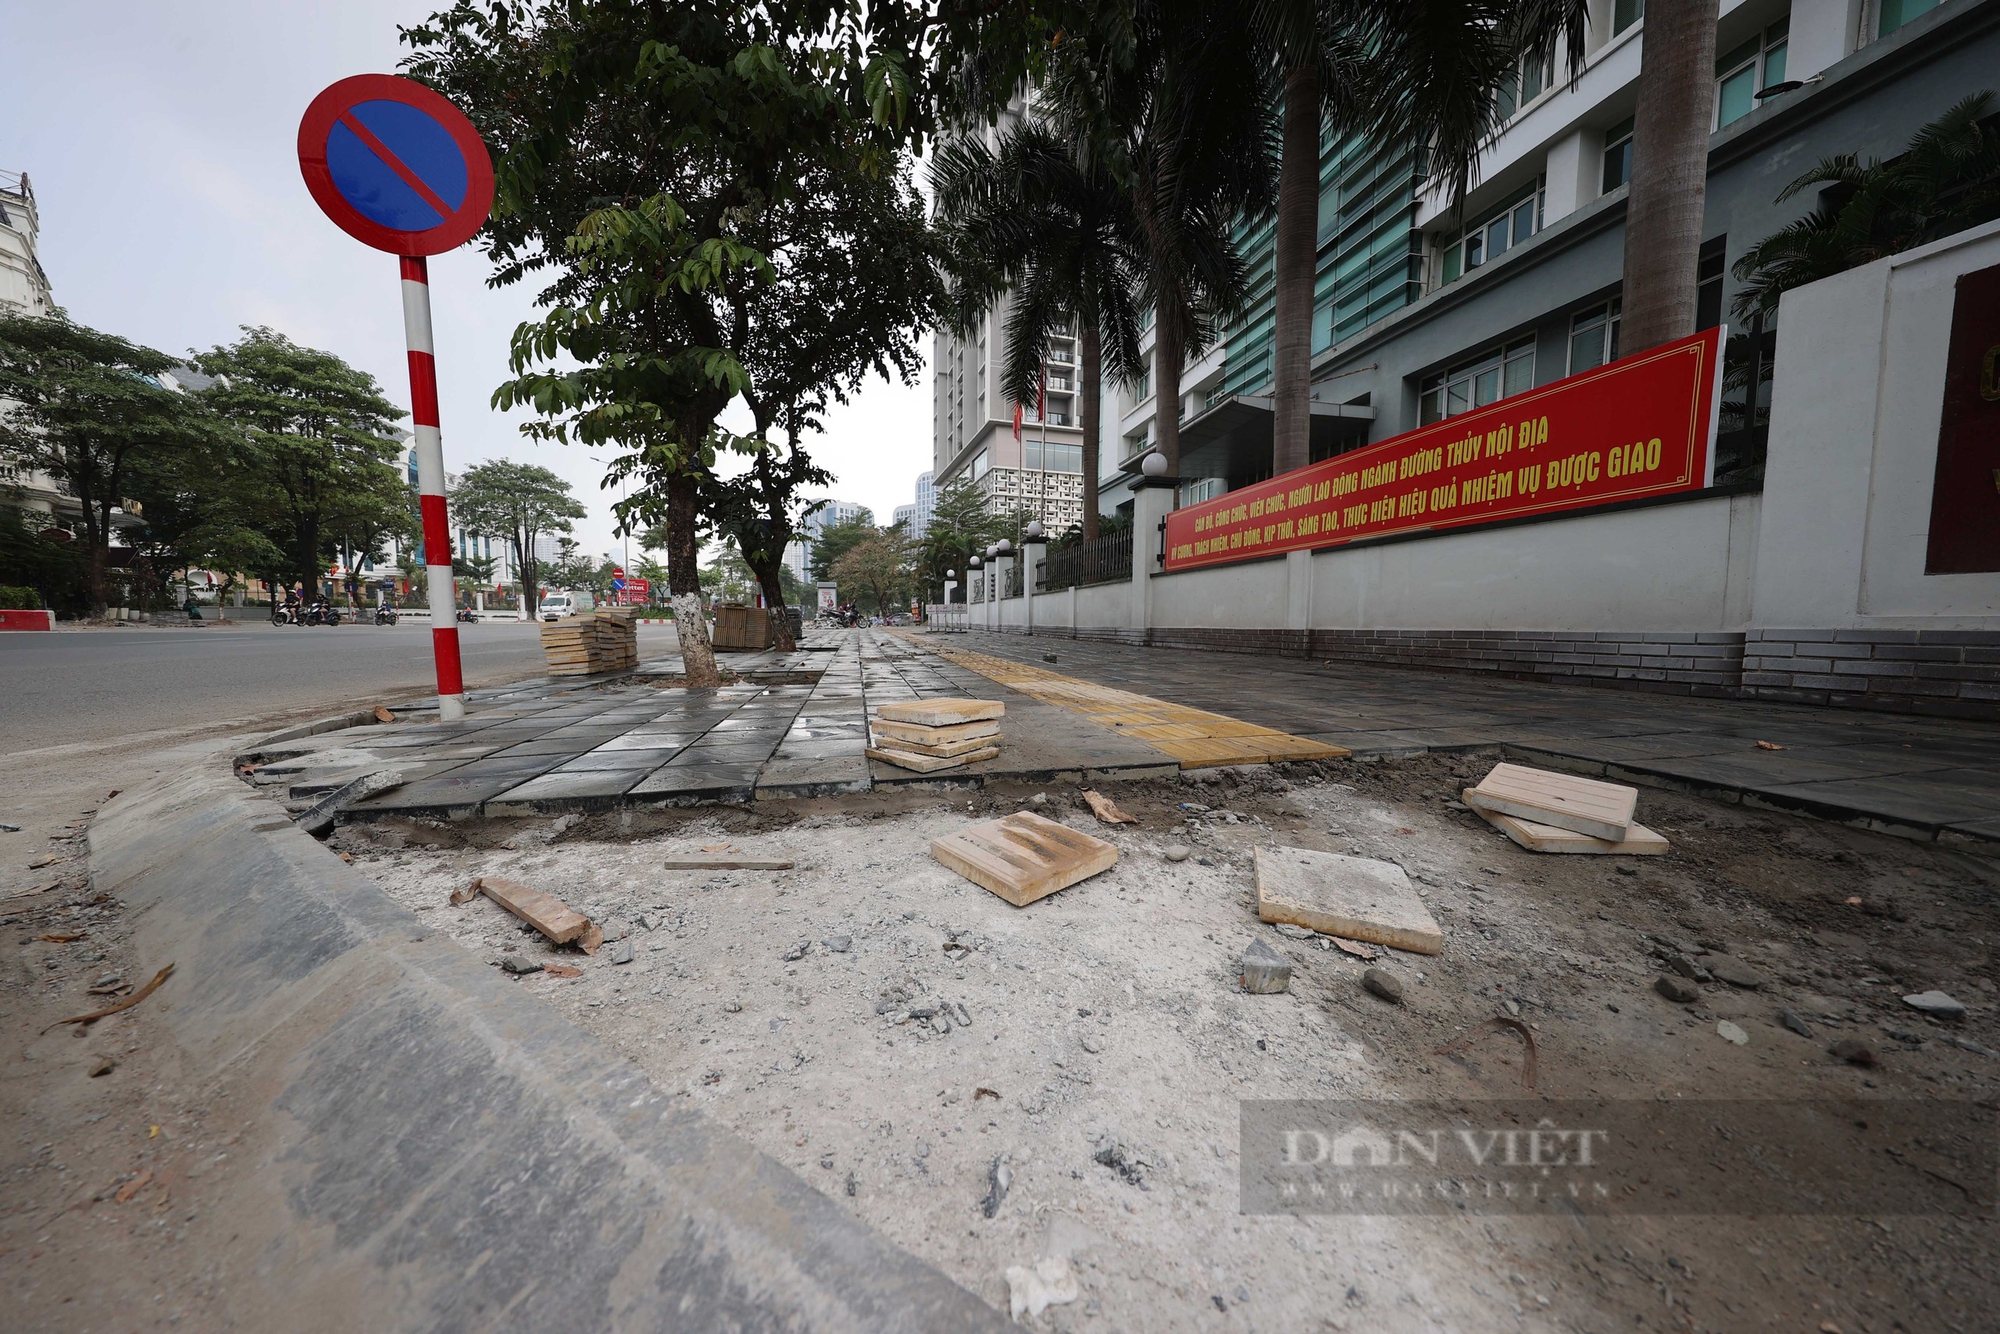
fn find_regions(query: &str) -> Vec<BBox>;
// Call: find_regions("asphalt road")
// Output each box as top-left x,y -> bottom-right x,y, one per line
0,619 -> 671,754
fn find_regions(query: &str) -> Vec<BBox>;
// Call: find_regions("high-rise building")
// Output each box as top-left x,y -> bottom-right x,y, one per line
892,471 -> 937,537
1059,0 -> 1992,526
0,170 -> 51,317
787,500 -> 869,582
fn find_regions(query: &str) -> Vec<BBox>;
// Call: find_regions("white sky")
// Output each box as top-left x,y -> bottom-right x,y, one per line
2,0 -> 933,563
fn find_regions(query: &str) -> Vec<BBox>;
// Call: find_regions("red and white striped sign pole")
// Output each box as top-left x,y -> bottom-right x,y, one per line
400,255 -> 466,722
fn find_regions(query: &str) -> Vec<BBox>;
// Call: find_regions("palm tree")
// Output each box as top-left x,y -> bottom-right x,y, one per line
1257,0 -> 1589,476
1043,0 -> 1280,475
932,118 -> 1147,540
1730,92 -> 2000,323
1620,0 -> 1718,354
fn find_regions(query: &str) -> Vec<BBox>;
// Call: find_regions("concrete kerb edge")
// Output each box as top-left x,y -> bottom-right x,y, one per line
85,758 -> 1007,1332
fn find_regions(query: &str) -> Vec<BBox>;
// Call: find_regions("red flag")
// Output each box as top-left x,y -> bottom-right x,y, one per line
1037,362 -> 1047,422
1012,400 -> 1022,441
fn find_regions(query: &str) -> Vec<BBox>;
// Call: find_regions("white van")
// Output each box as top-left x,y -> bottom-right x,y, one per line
538,590 -> 595,621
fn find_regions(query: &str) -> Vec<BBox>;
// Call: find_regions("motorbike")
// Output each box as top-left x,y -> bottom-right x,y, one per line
456,606 -> 477,624
374,604 -> 399,626
304,599 -> 342,627
271,602 -> 299,627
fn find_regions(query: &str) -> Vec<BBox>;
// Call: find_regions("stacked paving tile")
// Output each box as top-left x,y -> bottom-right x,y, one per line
866,698 -> 1004,773
539,609 -> 639,676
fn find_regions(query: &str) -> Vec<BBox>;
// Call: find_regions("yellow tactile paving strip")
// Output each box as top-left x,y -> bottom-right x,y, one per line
906,638 -> 1350,770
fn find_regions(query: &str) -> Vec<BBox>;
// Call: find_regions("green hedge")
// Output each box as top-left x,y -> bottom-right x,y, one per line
0,584 -> 43,610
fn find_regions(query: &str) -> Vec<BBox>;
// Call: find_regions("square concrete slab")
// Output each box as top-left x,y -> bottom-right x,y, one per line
869,729 -> 1002,758
1254,846 -> 1444,955
1463,762 -> 1638,841
1479,808 -> 1669,855
877,698 -> 1005,727
930,811 -> 1118,907
872,716 -> 1002,747
866,744 -> 1001,773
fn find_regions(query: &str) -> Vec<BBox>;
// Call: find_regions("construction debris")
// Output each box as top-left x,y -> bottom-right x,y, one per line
472,876 -> 590,945
1462,762 -> 1639,843
868,698 -> 1006,773
1362,968 -> 1404,1003
661,855 -> 795,870
929,811 -> 1116,907
1253,845 -> 1444,955
538,608 -> 638,676
373,705 -> 396,724
1239,938 -> 1292,994
1478,808 -> 1668,855
1080,790 -> 1137,825
41,963 -> 175,1034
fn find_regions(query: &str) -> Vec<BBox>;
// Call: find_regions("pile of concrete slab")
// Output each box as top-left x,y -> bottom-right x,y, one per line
1462,761 -> 1666,854
866,698 -> 1003,773
539,609 -> 638,677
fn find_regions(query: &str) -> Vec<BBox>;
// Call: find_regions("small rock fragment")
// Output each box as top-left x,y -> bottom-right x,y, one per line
1665,953 -> 1711,983
1829,1037 -> 1878,1067
822,934 -> 852,953
1006,1256 -> 1080,1322
1703,955 -> 1766,989
1778,1010 -> 1815,1038
1716,1020 -> 1748,1046
501,956 -> 543,975
1273,923 -> 1316,940
88,1056 -> 116,1077
981,1154 -> 1013,1218
1240,939 -> 1292,995
609,939 -> 635,965
783,940 -> 812,962
1655,975 -> 1700,1004
1362,968 -> 1403,1004
1163,844 -> 1191,863
1902,990 -> 1966,1020
723,1000 -> 742,1013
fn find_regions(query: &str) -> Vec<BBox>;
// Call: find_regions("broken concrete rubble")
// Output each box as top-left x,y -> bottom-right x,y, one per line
1239,938 -> 1291,994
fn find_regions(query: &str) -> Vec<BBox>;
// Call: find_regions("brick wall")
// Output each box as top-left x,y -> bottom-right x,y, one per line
1742,629 -> 2000,718
1305,629 -> 1745,697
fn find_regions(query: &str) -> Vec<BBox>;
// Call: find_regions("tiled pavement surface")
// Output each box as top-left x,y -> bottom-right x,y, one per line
951,632 -> 2000,843
248,629 -> 1171,821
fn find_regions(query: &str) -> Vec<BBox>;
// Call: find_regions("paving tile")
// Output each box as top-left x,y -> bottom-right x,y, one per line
629,763 -> 762,802
555,748 -> 681,772
754,754 -> 873,798
595,731 -> 705,751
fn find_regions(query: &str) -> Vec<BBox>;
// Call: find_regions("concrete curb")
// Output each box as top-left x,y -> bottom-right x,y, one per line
90,761 -> 1008,1332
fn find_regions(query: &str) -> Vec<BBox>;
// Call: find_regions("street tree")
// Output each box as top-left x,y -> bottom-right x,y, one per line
194,327 -> 406,595
807,510 -> 878,583
406,0 -> 940,685
933,115 -> 1146,539
829,530 -> 911,617
912,475 -> 1004,601
1038,0 -> 1279,474
0,311 -> 235,613
703,444 -> 832,650
1620,0 -> 1719,354
450,459 -> 584,616
1255,0 -> 1588,476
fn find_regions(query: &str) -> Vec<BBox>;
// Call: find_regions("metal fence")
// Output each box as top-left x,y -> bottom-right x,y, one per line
925,604 -> 968,632
1039,532 -> 1132,591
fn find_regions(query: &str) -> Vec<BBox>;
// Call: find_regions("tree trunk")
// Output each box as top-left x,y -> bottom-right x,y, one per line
666,468 -> 721,685
1154,307 -> 1184,476
747,552 -> 796,651
1080,324 -> 1102,541
519,526 -> 538,617
1620,0 -> 1717,355
1271,59 -> 1320,477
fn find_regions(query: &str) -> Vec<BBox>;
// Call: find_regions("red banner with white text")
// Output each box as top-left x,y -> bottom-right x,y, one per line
1163,327 -> 1723,572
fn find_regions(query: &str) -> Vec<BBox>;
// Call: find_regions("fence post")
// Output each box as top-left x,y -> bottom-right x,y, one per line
1129,473 -> 1178,635
1022,534 -> 1045,635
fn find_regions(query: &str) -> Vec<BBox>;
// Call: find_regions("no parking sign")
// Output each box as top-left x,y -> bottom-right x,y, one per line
299,75 -> 494,720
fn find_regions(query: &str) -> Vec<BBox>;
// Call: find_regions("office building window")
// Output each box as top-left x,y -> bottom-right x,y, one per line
1132,357 -> 1151,403
1495,49 -> 1555,122
1313,297 -> 1335,354
1025,440 -> 1083,473
1602,117 -> 1635,193
1568,300 -> 1623,375
1180,477 -> 1225,506
1879,0 -> 1939,37
1696,242 -> 1727,331
1716,19 -> 1789,129
1439,180 -> 1545,285
970,450 -> 989,482
1614,0 -> 1644,36
1418,338 -> 1536,425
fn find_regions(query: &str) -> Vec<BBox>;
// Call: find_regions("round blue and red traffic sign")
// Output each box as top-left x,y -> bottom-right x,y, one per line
298,74 -> 493,256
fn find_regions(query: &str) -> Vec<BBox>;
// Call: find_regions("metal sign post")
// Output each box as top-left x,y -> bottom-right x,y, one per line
298,73 -> 495,721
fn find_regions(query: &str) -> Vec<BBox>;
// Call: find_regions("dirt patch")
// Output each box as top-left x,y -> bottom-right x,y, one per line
339,754 -> 2000,1331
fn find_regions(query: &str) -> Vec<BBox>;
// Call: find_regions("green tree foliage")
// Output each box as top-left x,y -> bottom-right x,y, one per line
194,327 -> 406,594
807,510 -> 878,583
933,115 -> 1146,540
702,446 -> 831,649
829,529 -> 911,617
912,476 -> 1004,601
450,458 -> 585,614
0,312 -> 236,612
1732,93 -> 2000,324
